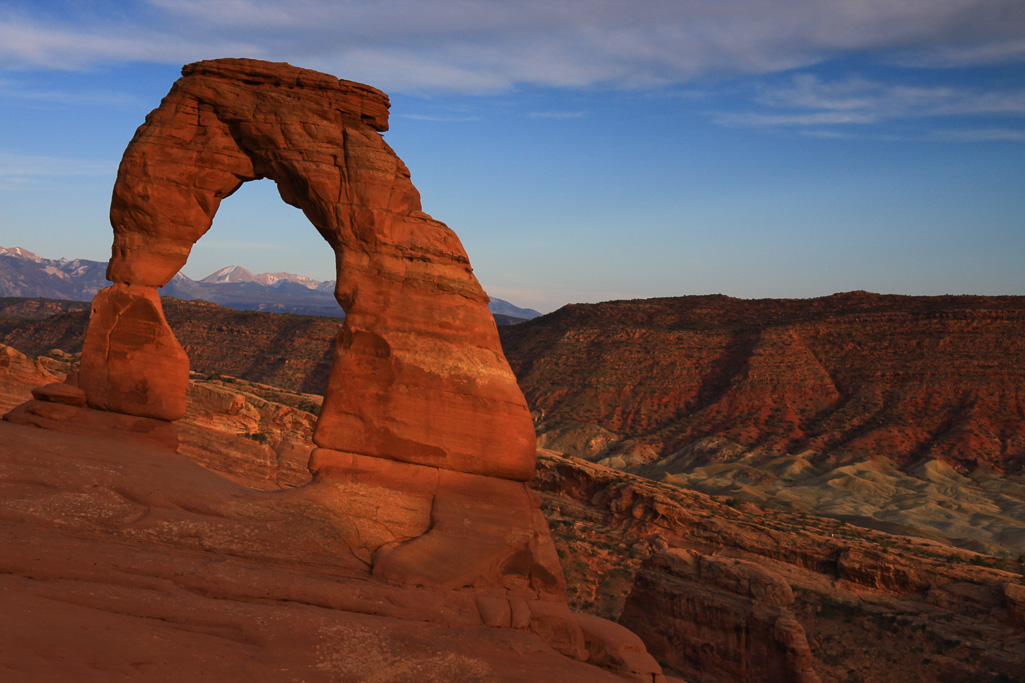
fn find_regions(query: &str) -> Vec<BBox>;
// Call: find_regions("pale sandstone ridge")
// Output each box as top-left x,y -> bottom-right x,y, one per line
84,57 -> 535,481
2,59 -> 662,681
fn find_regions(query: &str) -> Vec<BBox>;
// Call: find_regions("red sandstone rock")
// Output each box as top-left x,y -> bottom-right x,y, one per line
31,381 -> 86,406
576,612 -> 664,681
0,344 -> 60,412
533,452 -> 1025,683
0,59 -> 664,682
0,422 -> 644,682
88,57 -> 534,481
835,546 -> 930,592
500,292 -> 1025,475
79,283 -> 189,420
4,400 -> 179,449
1003,582 -> 1025,628
619,548 -> 820,683
176,378 -> 319,489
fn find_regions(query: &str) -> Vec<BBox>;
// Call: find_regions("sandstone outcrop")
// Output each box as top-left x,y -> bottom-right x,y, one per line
0,344 -> 61,412
2,60 -> 662,680
83,57 -> 534,481
80,284 -> 190,421
177,376 -> 320,489
533,452 -> 1025,683
620,548 -> 820,683
0,422 -> 652,682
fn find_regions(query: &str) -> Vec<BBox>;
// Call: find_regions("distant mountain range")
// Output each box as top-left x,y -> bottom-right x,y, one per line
0,246 -> 541,322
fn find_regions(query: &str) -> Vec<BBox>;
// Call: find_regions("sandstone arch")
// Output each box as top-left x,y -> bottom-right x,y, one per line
2,61 -> 672,675
78,58 -> 536,481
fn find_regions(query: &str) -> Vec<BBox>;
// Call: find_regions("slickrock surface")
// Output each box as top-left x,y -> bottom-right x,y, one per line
0,423 -> 653,683
500,292 -> 1025,553
2,361 -> 664,680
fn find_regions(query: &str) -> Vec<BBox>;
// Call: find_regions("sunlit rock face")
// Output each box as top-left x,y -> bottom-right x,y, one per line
82,57 -> 536,482
0,59 -> 670,680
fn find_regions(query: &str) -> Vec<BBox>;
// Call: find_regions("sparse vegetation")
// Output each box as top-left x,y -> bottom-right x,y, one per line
242,431 -> 270,444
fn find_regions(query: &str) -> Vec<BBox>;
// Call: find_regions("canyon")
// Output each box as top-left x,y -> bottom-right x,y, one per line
8,291 -> 1025,556
5,347 -> 1023,681
501,292 -> 1025,556
3,55 -> 1024,682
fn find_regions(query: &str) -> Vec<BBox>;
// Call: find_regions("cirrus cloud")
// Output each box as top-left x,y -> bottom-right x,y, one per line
0,0 -> 1022,92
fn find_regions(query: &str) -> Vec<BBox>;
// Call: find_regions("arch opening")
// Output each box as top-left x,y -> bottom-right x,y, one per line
159,177 -> 339,488
177,178 -> 338,297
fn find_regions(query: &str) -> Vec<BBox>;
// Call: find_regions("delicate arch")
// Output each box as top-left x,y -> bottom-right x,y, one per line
78,59 -> 536,481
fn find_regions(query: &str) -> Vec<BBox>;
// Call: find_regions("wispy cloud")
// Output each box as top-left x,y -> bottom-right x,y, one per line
716,110 -> 880,127
401,113 -> 480,123
715,74 -> 1025,140
527,111 -> 585,119
0,1 -> 1023,93
751,75 -> 1025,118
0,12 -> 260,71
0,152 -> 114,178
0,79 -> 138,107
930,128 -> 1025,143
0,152 -> 115,189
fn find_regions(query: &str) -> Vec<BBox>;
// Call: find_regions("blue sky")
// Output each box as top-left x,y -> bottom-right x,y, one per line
1,1 -> 1023,311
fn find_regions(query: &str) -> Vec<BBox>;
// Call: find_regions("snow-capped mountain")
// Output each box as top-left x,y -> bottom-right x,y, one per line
0,247 -> 108,300
0,247 -> 541,322
259,272 -> 323,289
0,246 -> 45,262
201,266 -> 327,291
199,265 -> 261,285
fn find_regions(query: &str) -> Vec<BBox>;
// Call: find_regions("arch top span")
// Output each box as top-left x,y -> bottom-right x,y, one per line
79,58 -> 537,482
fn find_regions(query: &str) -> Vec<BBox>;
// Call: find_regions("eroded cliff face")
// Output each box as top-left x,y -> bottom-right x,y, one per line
621,549 -> 820,683
501,292 -> 1025,475
532,453 -> 1025,683
500,292 -> 1025,554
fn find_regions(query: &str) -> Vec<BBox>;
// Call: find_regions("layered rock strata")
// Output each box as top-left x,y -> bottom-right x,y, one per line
533,452 -> 1025,682
81,57 -> 534,481
620,549 -> 820,683
500,292 -> 1025,475
3,59 -> 661,680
